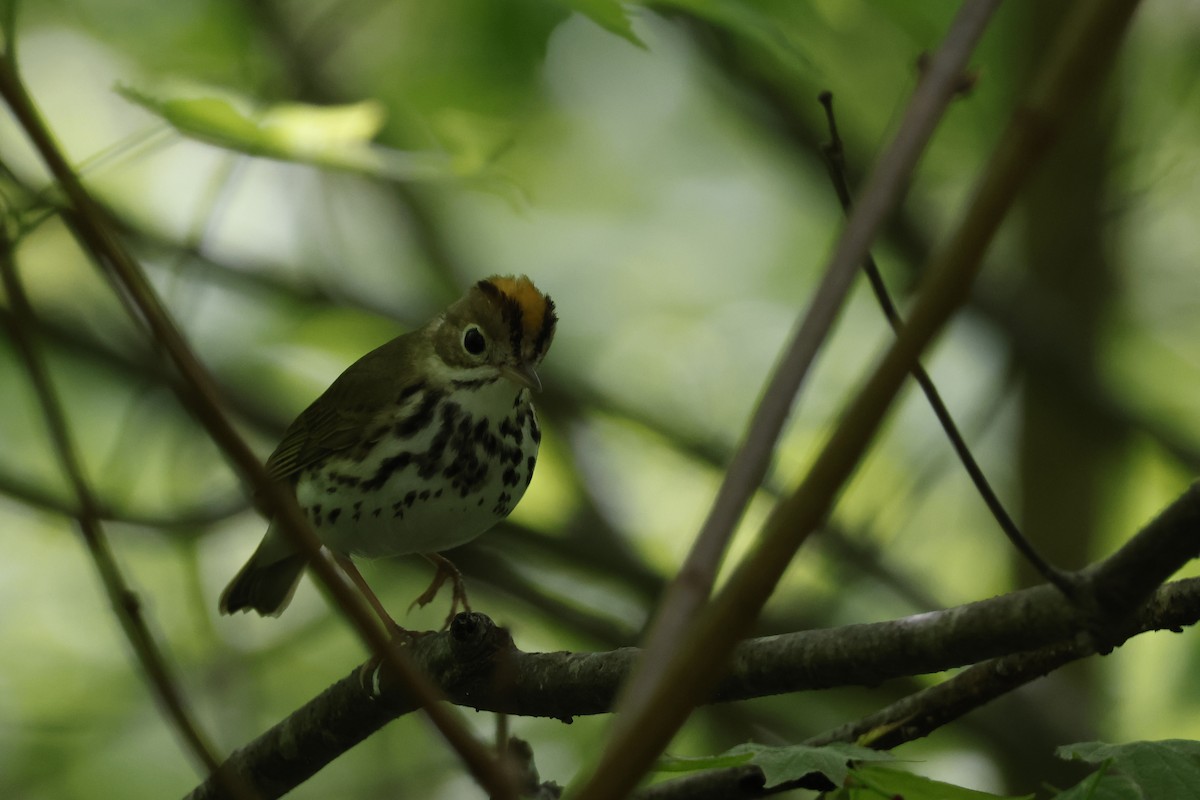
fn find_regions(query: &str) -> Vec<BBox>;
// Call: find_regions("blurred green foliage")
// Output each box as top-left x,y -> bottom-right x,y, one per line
1,1 -> 1199,798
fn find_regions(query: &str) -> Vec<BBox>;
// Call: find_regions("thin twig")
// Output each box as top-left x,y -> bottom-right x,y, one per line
816,90 -> 1075,597
0,228 -> 254,799
577,2 -> 1142,797
613,0 -> 1009,737
809,640 -> 1094,752
0,53 -> 517,800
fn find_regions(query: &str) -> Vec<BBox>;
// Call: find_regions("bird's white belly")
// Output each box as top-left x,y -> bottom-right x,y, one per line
295,384 -> 540,559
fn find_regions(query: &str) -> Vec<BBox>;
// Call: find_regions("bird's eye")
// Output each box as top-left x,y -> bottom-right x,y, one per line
463,326 -> 487,355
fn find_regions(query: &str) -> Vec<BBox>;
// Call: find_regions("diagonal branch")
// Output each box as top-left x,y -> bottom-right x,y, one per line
578,3 -> 1145,796
0,51 -> 517,800
618,0 -> 1008,736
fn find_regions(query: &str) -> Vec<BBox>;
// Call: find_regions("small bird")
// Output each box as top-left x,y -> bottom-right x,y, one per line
219,275 -> 556,631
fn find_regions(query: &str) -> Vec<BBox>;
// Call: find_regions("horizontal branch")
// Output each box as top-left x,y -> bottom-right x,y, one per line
637,577 -> 1200,799
187,480 -> 1200,799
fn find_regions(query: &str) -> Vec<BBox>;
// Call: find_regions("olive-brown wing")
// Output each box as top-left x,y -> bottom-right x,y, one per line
263,334 -> 411,484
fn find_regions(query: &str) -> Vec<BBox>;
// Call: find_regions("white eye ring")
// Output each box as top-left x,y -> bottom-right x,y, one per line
463,326 -> 487,356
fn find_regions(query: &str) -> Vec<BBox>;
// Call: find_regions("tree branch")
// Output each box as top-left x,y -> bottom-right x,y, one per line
817,90 -> 1070,594
581,2 -> 1144,795
0,50 -> 518,800
187,577 -> 1200,800
619,0 -> 1007,734
635,576 -> 1200,799
0,229 -> 249,797
187,482 -> 1200,798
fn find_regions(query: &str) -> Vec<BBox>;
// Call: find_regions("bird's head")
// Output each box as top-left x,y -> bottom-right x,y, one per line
431,275 -> 557,391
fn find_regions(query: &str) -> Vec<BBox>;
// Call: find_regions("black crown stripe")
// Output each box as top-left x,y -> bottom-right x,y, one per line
533,296 -> 557,362
477,278 -> 528,360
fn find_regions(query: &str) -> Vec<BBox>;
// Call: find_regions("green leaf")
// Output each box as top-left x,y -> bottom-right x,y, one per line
840,765 -> 1034,800
117,84 -> 456,182
655,0 -> 815,76
655,751 -> 755,773
553,0 -> 643,47
1053,767 -> 1144,800
746,743 -> 893,788
657,742 -> 891,788
1058,740 -> 1200,799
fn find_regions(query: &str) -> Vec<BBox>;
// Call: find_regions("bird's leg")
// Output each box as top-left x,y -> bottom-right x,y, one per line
333,553 -> 408,638
409,552 -> 471,630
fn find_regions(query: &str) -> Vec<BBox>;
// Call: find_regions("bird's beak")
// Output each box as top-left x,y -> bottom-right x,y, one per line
502,363 -> 542,393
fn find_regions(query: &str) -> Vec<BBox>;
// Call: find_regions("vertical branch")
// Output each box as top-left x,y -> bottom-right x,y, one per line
576,0 -> 1142,797
1013,4 -> 1122,594
0,0 -> 17,59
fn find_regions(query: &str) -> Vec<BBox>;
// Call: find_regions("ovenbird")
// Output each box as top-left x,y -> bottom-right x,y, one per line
219,275 -> 556,629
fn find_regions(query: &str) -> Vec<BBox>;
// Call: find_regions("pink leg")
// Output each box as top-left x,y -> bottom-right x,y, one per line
408,553 -> 471,630
333,553 -> 407,637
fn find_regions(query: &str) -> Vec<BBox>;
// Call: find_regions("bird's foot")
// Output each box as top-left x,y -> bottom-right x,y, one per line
410,553 -> 472,630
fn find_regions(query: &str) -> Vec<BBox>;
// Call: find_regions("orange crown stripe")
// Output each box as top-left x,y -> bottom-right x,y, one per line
486,275 -> 550,338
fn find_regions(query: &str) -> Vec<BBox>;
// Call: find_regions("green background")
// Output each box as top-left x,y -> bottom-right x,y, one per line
1,1 -> 1198,797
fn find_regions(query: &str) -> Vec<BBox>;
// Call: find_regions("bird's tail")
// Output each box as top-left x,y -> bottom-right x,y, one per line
219,530 -> 307,616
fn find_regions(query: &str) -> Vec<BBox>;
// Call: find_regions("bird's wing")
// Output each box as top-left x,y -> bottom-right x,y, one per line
264,401 -> 371,482
264,336 -> 412,483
